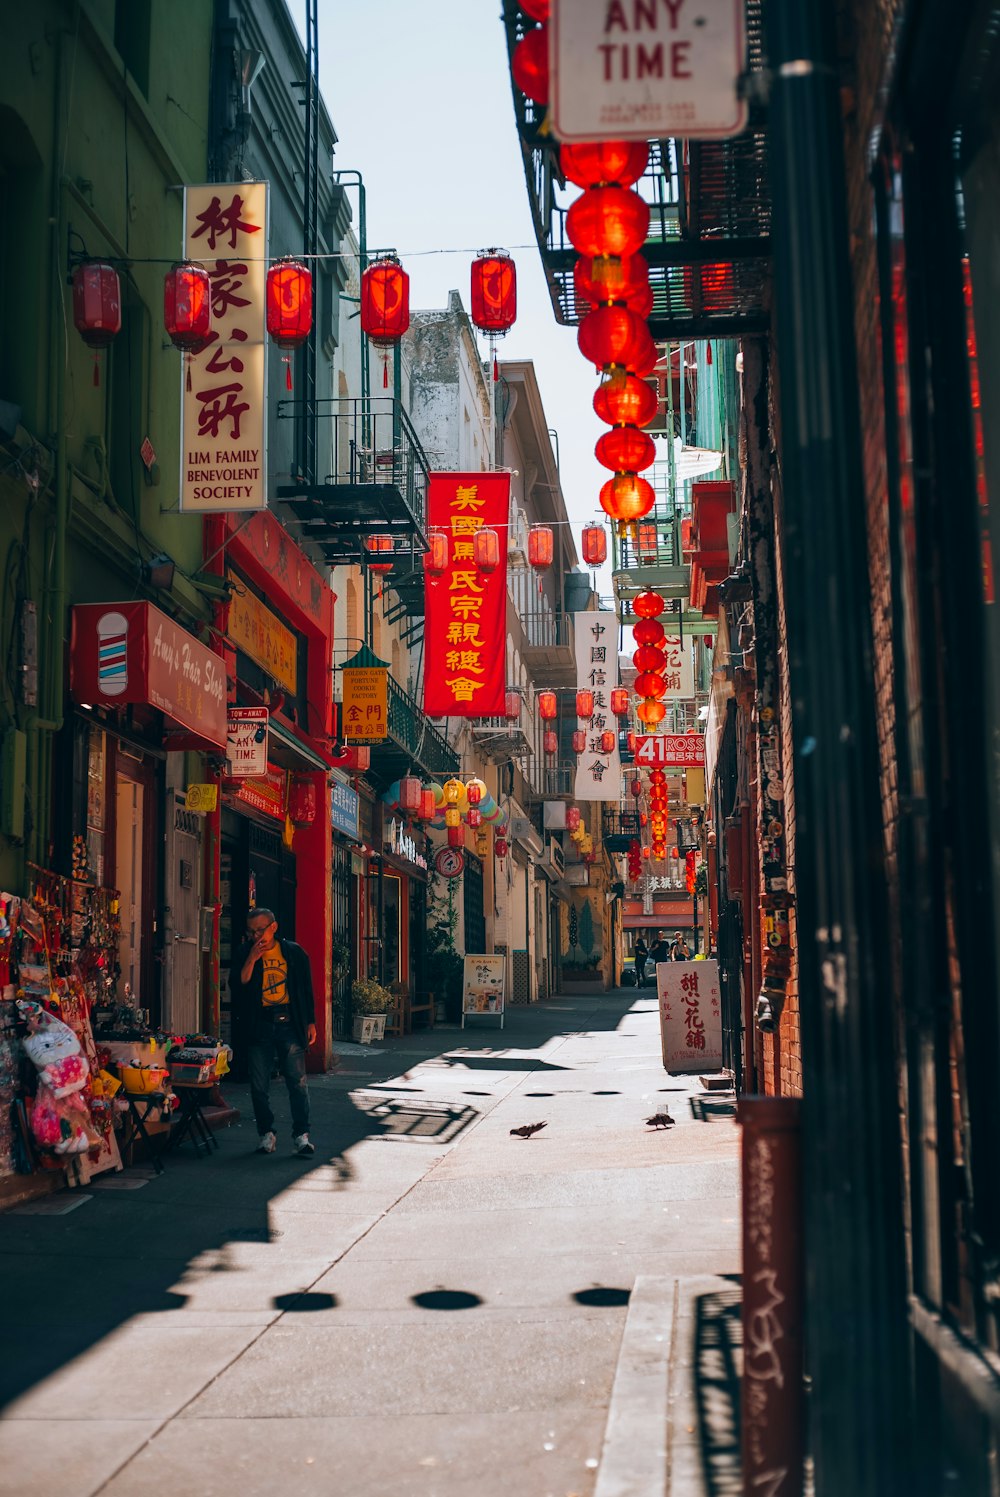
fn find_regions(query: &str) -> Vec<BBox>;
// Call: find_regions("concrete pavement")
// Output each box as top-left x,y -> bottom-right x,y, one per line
0,988 -> 741,1497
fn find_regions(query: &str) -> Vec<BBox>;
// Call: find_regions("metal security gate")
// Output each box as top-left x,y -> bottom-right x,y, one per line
463,854 -> 485,954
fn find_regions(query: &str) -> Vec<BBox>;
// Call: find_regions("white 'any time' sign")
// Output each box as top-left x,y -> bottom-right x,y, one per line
550,0 -> 748,143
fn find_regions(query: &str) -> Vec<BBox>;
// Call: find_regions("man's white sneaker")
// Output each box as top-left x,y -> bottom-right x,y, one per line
256,1131 -> 277,1154
294,1134 -> 315,1156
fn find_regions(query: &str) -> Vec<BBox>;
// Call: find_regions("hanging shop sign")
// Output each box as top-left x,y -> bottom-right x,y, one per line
185,783 -> 218,813
656,959 -> 723,1073
634,733 -> 706,767
434,846 -> 465,879
330,776 -> 360,839
549,0 -> 747,143
573,609 -> 622,801
226,707 -> 268,778
424,472 -> 511,717
661,635 -> 694,699
226,769 -> 285,821
180,181 -> 268,513
342,659 -> 389,742
226,573 -> 298,694
69,602 -> 227,749
384,818 -> 427,870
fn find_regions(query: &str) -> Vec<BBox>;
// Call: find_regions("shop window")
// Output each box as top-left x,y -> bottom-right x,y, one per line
108,289 -> 147,520
114,0 -> 151,96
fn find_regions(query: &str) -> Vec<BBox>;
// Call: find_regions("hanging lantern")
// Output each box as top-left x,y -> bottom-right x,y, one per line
470,253 -> 517,334
641,844 -> 651,860
399,775 -> 422,813
361,255 -> 410,388
599,474 -> 655,527
444,807 -> 461,828
476,834 -> 490,858
520,0 -> 549,18
633,644 -> 666,672
595,426 -> 656,473
505,689 -> 522,722
600,730 -> 616,754
511,25 -> 548,104
473,526 -> 501,574
637,699 -> 666,725
650,770 -> 666,787
266,258 -> 312,390
443,777 -> 463,805
631,778 -> 643,798
683,261 -> 736,313
626,732 -> 637,753
73,261 -> 122,385
366,534 -> 395,574
581,526 -> 608,567
537,690 -> 558,720
566,806 -> 581,832
578,306 -> 648,374
611,688 -> 630,716
670,847 -> 681,860
465,807 -> 481,829
634,617 -> 666,646
419,787 -> 436,820
423,529 -> 449,576
636,523 -> 658,557
576,689 -> 594,719
495,836 -> 510,859
466,779 -> 483,806
561,141 -> 649,189
639,811 -> 649,826
575,253 -> 650,313
163,262 -> 211,351
593,373 -> 658,429
572,729 -> 587,754
633,591 -> 665,618
527,525 -> 554,570
543,730 -> 558,755
634,672 -> 667,700
287,777 -> 317,826
566,187 -> 650,259
448,825 -> 464,847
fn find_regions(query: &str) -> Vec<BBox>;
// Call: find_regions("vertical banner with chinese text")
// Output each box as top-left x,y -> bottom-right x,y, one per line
424,473 -> 510,717
656,960 -> 723,1072
573,609 -> 621,800
181,182 -> 268,512
661,635 -> 694,699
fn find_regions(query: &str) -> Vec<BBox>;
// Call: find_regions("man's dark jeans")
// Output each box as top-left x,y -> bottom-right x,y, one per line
248,1021 -> 309,1137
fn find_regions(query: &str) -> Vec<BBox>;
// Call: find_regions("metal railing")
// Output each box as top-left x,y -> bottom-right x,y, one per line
521,607 -> 573,651
602,810 -> 641,842
387,675 -> 458,775
276,395 -> 430,526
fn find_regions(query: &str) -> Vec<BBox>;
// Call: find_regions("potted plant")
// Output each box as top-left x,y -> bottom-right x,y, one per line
351,977 -> 392,1044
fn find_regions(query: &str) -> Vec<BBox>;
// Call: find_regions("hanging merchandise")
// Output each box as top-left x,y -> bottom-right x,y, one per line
527,525 -> 554,570
72,260 -> 122,385
511,24 -> 548,104
470,251 -> 517,379
581,526 -> 608,567
360,255 -> 410,387
265,258 -> 313,390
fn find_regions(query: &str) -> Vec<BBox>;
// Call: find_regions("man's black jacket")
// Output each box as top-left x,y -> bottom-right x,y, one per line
230,937 -> 316,1044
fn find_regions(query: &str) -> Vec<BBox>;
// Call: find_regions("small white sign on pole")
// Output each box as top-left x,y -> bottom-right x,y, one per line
462,954 -> 505,1028
550,0 -> 748,143
226,707 -> 268,778
656,959 -> 723,1072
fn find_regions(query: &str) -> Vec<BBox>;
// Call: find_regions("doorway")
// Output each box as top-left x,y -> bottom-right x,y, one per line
115,771 -> 144,1002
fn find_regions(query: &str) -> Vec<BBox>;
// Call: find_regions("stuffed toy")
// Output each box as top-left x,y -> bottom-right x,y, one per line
17,1001 -> 96,1155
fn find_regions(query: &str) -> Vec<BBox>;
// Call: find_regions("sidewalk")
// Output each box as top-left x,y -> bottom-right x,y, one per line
0,988 -> 741,1497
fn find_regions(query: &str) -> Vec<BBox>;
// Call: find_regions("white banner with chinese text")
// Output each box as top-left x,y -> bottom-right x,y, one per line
180,182 -> 268,512
656,959 -> 723,1073
573,609 -> 621,801
661,635 -> 694,698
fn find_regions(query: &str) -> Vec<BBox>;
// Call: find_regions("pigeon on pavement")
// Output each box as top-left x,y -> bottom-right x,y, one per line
645,1111 -> 675,1129
510,1121 -> 548,1138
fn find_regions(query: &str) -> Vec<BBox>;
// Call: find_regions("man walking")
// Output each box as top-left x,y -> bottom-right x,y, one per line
230,907 -> 316,1156
633,935 -> 649,988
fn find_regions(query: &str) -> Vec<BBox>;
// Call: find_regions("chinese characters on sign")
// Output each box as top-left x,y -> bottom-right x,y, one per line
656,960 -> 723,1072
342,665 -> 388,742
550,0 -> 748,142
226,707 -> 268,778
226,573 -> 298,694
330,776 -> 360,840
181,182 -> 268,513
660,636 -> 694,699
573,609 -> 622,801
423,473 -> 511,718
635,733 -> 706,767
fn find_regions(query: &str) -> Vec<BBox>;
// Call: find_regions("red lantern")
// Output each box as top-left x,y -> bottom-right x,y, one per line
566,187 -> 649,259
627,732 -> 637,753
527,525 -> 554,570
495,836 -> 510,858
572,729 -> 587,754
505,690 -> 522,721
467,807 -> 482,828
636,523 -> 658,556
419,787 -> 436,820
641,845 -> 651,860
599,474 -> 655,525
538,691 -> 558,721
611,688 -> 630,716
600,730 -> 616,754
593,373 -> 658,429
366,534 -> 394,574
511,26 -> 548,104
543,730 -> 558,755
423,529 -> 449,576
266,258 -> 312,391
72,261 -> 122,350
683,261 -> 735,312
399,775 -> 422,812
576,689 -> 594,719
473,527 -> 501,574
578,306 -> 648,374
353,746 -> 371,772
581,526 -> 608,567
633,644 -> 666,672
361,257 -> 410,342
471,253 -> 517,334
633,591 -> 665,618
448,825 -> 464,847
637,699 -> 666,725
575,253 -> 650,312
631,779 -> 643,798
634,672 -> 667,700
520,0 -> 549,17
288,777 -> 317,827
634,617 -> 666,645
561,142 -> 649,189
566,807 -> 581,831
466,781 -> 482,806
595,426 -> 656,473
639,811 -> 649,826
163,262 -> 211,351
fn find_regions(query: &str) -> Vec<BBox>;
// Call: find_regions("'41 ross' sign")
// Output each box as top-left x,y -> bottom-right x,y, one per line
634,733 -> 706,767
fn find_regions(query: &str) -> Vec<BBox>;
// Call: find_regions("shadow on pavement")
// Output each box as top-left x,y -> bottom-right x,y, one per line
695,1277 -> 743,1497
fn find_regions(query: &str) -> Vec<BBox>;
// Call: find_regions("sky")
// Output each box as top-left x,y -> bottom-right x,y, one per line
299,0 -> 616,603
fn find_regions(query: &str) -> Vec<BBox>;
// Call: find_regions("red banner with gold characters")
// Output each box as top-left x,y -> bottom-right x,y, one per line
424,472 -> 511,717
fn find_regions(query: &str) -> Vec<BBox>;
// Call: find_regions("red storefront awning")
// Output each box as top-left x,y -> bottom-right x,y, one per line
70,601 -> 227,751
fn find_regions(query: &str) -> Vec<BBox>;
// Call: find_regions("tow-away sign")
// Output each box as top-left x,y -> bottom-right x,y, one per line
550,0 -> 748,142
634,734 -> 706,767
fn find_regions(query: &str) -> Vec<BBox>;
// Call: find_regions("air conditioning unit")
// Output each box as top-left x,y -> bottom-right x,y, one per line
511,816 -> 543,857
508,504 -> 528,563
